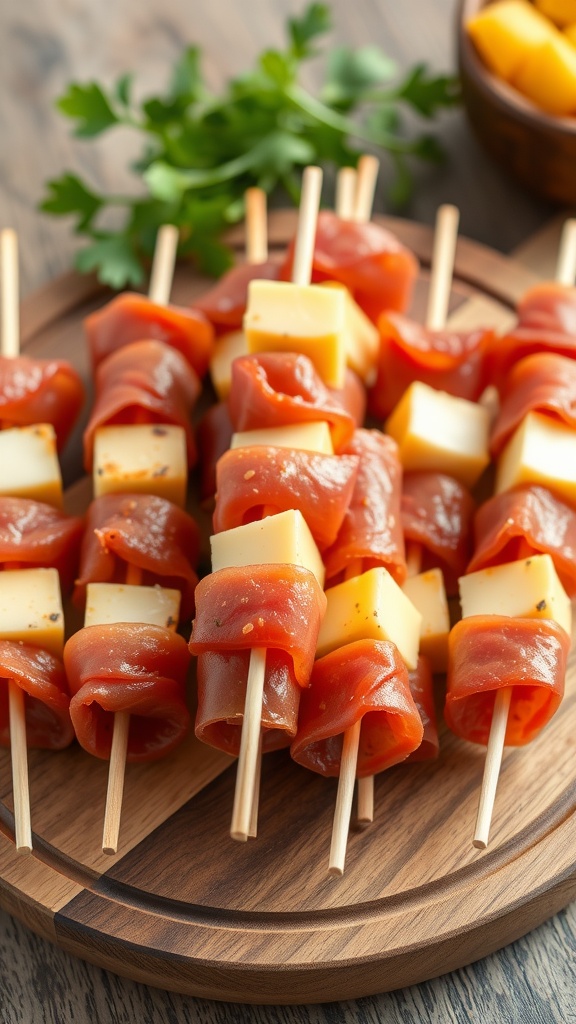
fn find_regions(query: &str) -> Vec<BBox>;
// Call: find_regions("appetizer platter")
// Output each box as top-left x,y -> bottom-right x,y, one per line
0,195 -> 575,1007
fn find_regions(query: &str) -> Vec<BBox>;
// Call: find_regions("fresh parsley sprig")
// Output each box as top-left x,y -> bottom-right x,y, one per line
40,3 -> 459,289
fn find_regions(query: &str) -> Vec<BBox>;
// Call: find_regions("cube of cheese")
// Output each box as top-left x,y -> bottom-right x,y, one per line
210,509 -> 325,589
385,382 -> 490,488
230,421 -> 334,454
402,568 -> 450,673
467,0 -> 556,81
495,411 -> 576,506
459,554 -> 572,636
320,281 -> 380,383
513,36 -> 576,114
0,425 -> 62,508
244,280 -> 347,388
93,424 -> 187,507
209,329 -> 247,400
84,583 -> 181,630
316,567 -> 422,669
0,568 -> 64,656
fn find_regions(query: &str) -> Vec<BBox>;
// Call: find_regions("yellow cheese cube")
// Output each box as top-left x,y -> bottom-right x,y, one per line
84,583 -> 181,630
320,281 -> 380,383
0,425 -> 63,508
244,280 -> 347,388
209,329 -> 247,400
93,424 -> 187,507
385,382 -> 490,488
459,554 -> 571,636
230,421 -> 334,454
536,0 -> 576,26
467,0 -> 556,81
402,569 -> 450,673
316,567 -> 422,669
495,411 -> 576,506
0,568 -> 64,656
210,509 -> 325,588
513,36 -> 576,114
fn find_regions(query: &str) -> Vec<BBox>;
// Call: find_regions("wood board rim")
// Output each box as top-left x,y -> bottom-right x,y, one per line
2,211 -> 575,1004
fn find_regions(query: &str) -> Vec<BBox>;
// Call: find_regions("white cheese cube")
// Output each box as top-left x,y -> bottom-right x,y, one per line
0,568 -> 64,656
93,424 -> 187,507
209,329 -> 247,400
230,421 -> 334,454
316,567 -> 422,669
402,568 -> 450,673
459,554 -> 572,636
84,583 -> 181,630
210,509 -> 325,589
320,281 -> 379,382
385,381 -> 490,488
244,279 -> 347,388
0,425 -> 63,508
495,411 -> 576,507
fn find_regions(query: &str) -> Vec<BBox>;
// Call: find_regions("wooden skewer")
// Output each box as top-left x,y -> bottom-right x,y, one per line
329,719 -> 362,875
231,169 -> 323,842
148,224 -> 179,306
426,205 -> 460,332
101,562 -> 143,855
353,155 -> 380,224
1,228 -> 33,854
473,688 -> 512,850
555,218 -> 576,287
341,560 -> 374,827
335,168 -> 357,221
245,188 -> 268,265
248,733 -> 263,839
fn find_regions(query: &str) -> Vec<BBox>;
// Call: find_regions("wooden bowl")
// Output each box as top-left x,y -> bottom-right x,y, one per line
458,0 -> 576,205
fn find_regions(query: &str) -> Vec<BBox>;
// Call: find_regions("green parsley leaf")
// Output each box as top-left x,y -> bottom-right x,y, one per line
40,173 -> 102,231
56,82 -> 120,137
396,63 -> 461,117
288,3 -> 331,59
323,46 -> 397,106
75,235 -> 145,289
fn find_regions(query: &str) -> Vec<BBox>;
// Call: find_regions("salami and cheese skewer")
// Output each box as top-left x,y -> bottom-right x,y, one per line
1,231 -> 33,851
471,228 -> 576,850
230,166 -> 324,842
100,225 -> 181,855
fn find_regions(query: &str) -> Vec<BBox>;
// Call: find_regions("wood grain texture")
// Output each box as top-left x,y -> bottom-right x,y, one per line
0,0 -> 574,1018
1,215 -> 575,1005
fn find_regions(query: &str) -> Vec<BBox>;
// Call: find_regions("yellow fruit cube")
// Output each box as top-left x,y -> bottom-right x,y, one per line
467,0 -> 556,81
513,36 -> 576,114
536,0 -> 576,26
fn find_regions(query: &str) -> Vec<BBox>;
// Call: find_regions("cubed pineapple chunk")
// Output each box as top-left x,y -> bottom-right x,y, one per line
513,35 -> 576,114
459,554 -> 572,636
467,0 -> 556,81
316,567 -> 422,669
244,280 -> 347,388
210,509 -> 325,588
385,381 -> 490,488
93,424 -> 187,507
0,424 -> 62,508
0,568 -> 64,656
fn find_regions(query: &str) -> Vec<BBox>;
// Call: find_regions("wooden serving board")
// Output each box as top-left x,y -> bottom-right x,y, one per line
1,212 -> 575,1005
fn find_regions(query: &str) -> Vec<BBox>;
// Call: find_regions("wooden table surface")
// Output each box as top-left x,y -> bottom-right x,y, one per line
0,0 -> 574,1020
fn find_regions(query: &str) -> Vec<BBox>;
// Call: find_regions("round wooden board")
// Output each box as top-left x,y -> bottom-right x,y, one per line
1,212 -> 575,1005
